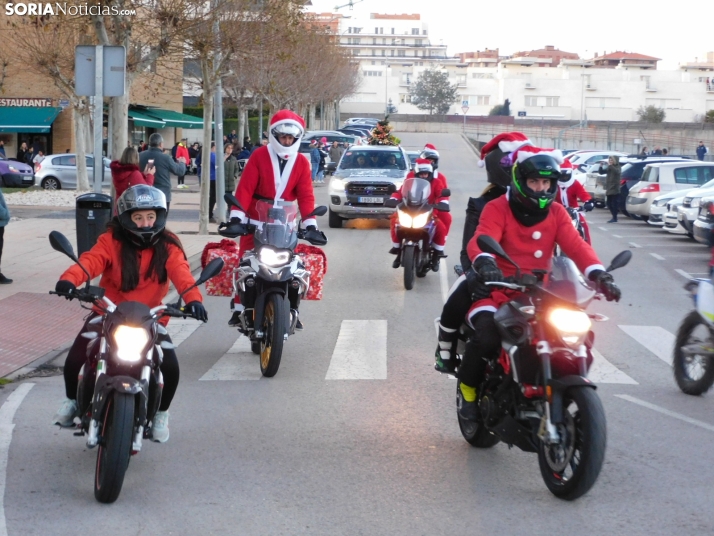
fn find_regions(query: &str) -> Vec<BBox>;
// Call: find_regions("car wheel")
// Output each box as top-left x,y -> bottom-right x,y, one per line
41,177 -> 61,190
328,208 -> 343,229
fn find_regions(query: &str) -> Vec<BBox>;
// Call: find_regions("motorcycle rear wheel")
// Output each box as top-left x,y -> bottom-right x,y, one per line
538,386 -> 606,500
94,392 -> 134,503
673,311 -> 714,395
456,382 -> 500,448
260,294 -> 285,377
402,245 -> 416,290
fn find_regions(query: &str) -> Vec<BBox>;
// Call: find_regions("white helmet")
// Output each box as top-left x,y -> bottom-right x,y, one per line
268,109 -> 305,160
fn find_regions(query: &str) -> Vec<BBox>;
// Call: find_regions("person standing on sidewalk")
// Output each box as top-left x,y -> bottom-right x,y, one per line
208,142 -> 218,223
175,138 -> 190,188
111,146 -> 155,200
223,143 -> 238,219
139,133 -> 187,214
600,155 -> 621,223
309,140 -> 320,182
697,141 -> 708,161
0,188 -> 12,284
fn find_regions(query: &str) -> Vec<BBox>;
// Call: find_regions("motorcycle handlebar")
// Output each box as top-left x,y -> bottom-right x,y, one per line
49,290 -> 98,303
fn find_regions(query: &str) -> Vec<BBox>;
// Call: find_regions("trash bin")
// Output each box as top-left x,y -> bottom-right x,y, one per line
76,193 -> 112,256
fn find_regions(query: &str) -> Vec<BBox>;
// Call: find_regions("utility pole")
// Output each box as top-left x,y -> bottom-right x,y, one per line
213,0 -> 226,222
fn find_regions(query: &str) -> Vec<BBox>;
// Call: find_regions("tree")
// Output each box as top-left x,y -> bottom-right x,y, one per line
488,99 -> 511,116
637,105 -> 665,123
704,110 -> 714,123
409,68 -> 458,115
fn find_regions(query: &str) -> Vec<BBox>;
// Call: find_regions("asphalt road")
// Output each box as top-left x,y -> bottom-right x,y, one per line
3,132 -> 714,534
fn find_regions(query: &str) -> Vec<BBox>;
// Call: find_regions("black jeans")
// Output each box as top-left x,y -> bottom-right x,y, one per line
458,311 -> 501,387
606,194 -> 619,221
440,278 -> 473,331
209,181 -> 216,218
64,316 -> 179,412
0,225 -> 4,269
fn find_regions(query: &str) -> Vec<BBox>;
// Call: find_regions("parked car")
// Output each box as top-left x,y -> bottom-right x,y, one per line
584,160 -> 609,203
663,197 -> 689,235
406,150 -> 420,169
327,145 -> 410,228
617,156 -> 691,215
565,151 -> 628,185
338,127 -> 372,139
303,131 -> 361,147
344,118 -> 378,127
626,161 -> 714,220
0,155 -> 34,188
648,190 -> 695,226
35,153 -> 111,190
693,194 -> 714,244
677,174 -> 714,234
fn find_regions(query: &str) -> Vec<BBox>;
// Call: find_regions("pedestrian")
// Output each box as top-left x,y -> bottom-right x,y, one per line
328,140 -> 344,164
600,155 -> 621,223
0,140 -> 5,158
171,141 -> 179,161
309,140 -> 320,182
243,136 -> 252,152
228,130 -> 238,143
110,146 -> 155,200
640,146 -> 648,156
317,141 -> 328,183
652,146 -> 663,155
697,141 -> 708,161
51,185 -> 207,441
0,187 -> 12,284
188,142 -> 200,175
32,150 -> 45,168
208,142 -> 217,222
223,143 -> 238,219
175,138 -> 190,188
138,133 -> 187,214
662,148 -> 668,155
16,142 -> 28,165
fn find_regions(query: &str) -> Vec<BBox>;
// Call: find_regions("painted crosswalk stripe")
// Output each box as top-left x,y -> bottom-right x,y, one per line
629,242 -> 642,248
619,325 -> 674,365
598,226 -> 608,231
615,394 -> 714,433
199,335 -> 262,380
326,320 -> 387,380
588,349 -> 638,384
166,318 -> 202,347
650,253 -> 665,260
675,269 -> 691,279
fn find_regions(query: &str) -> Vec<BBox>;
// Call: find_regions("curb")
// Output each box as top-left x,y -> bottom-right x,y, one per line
461,133 -> 481,158
2,251 -> 203,381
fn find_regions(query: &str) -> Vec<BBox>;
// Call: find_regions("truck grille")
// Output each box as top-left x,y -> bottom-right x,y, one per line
346,182 -> 396,196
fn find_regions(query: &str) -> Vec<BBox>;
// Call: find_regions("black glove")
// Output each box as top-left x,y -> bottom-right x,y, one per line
465,267 -> 491,301
304,225 -> 327,246
589,270 -> 621,302
583,201 -> 594,212
185,301 -> 208,322
55,280 -> 76,300
218,217 -> 249,238
473,256 -> 503,283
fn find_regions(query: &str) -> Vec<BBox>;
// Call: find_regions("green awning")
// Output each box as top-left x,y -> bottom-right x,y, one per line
0,106 -> 61,133
141,108 -> 204,129
128,109 -> 166,128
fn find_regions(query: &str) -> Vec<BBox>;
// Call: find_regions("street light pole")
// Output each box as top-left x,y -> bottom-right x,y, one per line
385,64 -> 389,116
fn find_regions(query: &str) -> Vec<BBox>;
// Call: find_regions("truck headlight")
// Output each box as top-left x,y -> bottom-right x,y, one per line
113,326 -> 150,363
691,198 -> 701,208
548,307 -> 591,347
330,178 -> 346,192
258,247 -> 291,267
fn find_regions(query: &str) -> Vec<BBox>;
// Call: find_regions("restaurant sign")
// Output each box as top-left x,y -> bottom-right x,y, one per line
0,98 -> 54,107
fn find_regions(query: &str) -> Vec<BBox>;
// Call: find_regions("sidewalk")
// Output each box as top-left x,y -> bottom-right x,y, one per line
0,178 -> 229,378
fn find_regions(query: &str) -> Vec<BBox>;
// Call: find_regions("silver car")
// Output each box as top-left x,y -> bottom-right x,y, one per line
328,145 -> 410,228
35,153 -> 111,190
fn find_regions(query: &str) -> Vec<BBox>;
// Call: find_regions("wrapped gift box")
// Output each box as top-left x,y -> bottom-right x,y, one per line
295,244 -> 327,300
203,247 -> 241,297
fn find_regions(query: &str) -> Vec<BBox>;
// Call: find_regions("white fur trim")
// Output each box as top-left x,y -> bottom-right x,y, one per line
477,160 -> 485,168
392,242 -> 401,248
516,148 -> 564,164
303,218 -> 317,228
584,264 -> 606,278
433,243 -> 445,251
267,144 -> 297,201
230,209 -> 245,220
438,322 -> 457,333
498,140 -> 531,153
467,305 -> 498,328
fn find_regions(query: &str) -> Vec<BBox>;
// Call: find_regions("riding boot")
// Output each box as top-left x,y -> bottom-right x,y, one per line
392,248 -> 402,269
434,323 -> 458,373
431,249 -> 443,272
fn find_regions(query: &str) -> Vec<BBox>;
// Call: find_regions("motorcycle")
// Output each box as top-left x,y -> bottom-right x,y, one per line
554,207 -> 587,256
447,235 -> 631,500
384,178 -> 450,290
219,193 -> 328,377
48,231 -> 223,503
673,277 -> 714,395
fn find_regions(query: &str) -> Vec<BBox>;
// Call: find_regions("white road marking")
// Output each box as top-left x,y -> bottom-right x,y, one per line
619,325 -> 675,365
612,234 -> 622,238
326,320 -> 387,380
589,349 -> 638,384
598,227 -> 608,231
166,318 -> 202,347
675,268 -> 692,279
650,253 -> 665,260
629,242 -> 642,248
439,258 -> 449,304
615,394 -> 714,433
0,383 -> 34,536
199,335 -> 262,380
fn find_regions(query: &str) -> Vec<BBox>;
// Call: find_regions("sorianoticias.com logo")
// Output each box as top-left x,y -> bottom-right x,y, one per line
5,3 -> 136,16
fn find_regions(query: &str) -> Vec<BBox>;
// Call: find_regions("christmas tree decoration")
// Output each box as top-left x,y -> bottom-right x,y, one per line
367,116 -> 401,146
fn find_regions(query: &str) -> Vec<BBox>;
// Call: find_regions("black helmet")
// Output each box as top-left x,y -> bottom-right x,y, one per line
420,148 -> 439,169
116,185 -> 167,247
484,146 -> 515,188
511,154 -> 561,212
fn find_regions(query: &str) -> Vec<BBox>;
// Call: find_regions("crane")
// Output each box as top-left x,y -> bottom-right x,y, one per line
334,0 -> 363,11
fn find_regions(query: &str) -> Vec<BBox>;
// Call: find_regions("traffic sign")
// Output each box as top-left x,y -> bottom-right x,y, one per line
461,106 -> 469,114
461,100 -> 469,107
518,111 -> 527,117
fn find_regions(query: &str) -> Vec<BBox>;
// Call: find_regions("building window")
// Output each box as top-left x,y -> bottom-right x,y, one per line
472,73 -> 494,79
415,39 -> 422,46
353,38 -> 361,45
640,75 -> 651,88
411,28 -> 419,35
371,60 -> 376,65
474,95 -> 490,105
348,27 -> 352,33
372,50 -> 376,56
375,27 -> 378,34
399,94 -> 410,103
373,38 -> 376,44
363,70 -> 382,77
391,27 -> 395,34
381,50 -> 385,56
585,97 -> 620,108
545,96 -> 559,107
423,29 -> 427,35
397,50 -> 405,57
525,96 -> 538,107
391,50 -> 395,56
382,38 -> 386,44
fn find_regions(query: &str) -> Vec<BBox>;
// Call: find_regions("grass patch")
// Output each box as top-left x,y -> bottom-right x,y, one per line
0,378 -> 13,385
0,186 -> 41,194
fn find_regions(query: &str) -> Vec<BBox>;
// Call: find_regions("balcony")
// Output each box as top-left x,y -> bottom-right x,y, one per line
645,86 -> 657,92
586,84 -> 597,91
524,82 -> 536,89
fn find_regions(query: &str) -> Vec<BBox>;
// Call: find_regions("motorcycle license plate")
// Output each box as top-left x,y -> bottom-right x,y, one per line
358,196 -> 383,204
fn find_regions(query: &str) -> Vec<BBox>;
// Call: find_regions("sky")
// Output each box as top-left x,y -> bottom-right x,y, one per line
306,0 -> 711,70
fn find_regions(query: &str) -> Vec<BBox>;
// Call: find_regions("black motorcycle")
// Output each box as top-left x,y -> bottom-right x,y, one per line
219,193 -> 327,377
449,235 -> 631,500
554,207 -> 587,257
48,231 -> 223,503
384,178 -> 450,290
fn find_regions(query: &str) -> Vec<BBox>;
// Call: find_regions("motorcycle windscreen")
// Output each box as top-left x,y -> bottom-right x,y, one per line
545,256 -> 596,308
254,200 -> 299,249
401,178 -> 431,206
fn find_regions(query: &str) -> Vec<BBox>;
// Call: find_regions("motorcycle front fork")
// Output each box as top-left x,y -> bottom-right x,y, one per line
535,336 -> 560,445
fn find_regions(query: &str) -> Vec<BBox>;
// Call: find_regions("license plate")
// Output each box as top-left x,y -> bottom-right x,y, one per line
358,196 -> 383,204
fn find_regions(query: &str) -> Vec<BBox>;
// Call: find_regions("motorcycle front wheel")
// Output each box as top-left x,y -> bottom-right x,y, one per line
456,381 -> 499,448
260,294 -> 285,377
402,245 -> 416,290
673,311 -> 714,395
94,392 -> 135,503
538,386 -> 606,500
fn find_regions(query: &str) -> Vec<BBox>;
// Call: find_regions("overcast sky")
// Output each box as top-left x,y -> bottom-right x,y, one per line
307,0 -> 710,70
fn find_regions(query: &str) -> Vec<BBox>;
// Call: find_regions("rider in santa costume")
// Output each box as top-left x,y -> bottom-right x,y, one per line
555,159 -> 594,243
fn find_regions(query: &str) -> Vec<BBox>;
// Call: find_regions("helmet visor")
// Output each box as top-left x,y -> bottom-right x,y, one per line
271,122 -> 304,143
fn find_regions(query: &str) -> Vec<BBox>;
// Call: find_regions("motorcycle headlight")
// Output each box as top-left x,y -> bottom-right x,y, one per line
411,211 -> 430,228
258,247 -> 291,267
691,197 -> 701,208
397,209 -> 412,227
330,178 -> 346,191
548,307 -> 591,347
113,325 -> 150,363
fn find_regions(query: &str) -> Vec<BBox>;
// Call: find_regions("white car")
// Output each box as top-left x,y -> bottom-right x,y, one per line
664,197 -> 688,235
677,181 -> 714,235
648,191 -> 689,226
565,150 -> 628,185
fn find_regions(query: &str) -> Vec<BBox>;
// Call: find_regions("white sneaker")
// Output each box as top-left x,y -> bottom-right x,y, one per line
53,398 -> 78,427
152,411 -> 170,443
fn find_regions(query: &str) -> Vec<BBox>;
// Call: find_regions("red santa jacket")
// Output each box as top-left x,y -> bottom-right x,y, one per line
467,195 -> 604,279
390,176 -> 449,206
556,176 -> 591,208
406,169 -> 448,187
110,162 -> 154,199
231,145 -> 317,227
176,143 -> 190,164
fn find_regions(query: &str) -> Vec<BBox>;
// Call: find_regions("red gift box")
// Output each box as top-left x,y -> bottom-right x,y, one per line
295,244 -> 327,300
202,240 -> 241,297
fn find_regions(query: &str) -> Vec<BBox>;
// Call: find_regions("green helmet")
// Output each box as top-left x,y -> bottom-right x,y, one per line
511,154 -> 561,212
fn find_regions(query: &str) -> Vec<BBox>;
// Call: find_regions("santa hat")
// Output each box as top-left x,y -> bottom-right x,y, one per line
510,146 -> 564,165
560,159 -> 574,174
477,132 -> 531,168
269,109 -> 306,131
414,158 -> 434,174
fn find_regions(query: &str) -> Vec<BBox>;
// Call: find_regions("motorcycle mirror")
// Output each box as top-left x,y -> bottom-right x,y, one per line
383,198 -> 399,208
434,202 -> 450,212
440,188 -> 451,197
306,205 -> 328,218
49,231 -> 77,261
223,193 -> 246,214
606,250 -> 632,272
196,257 -> 225,285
